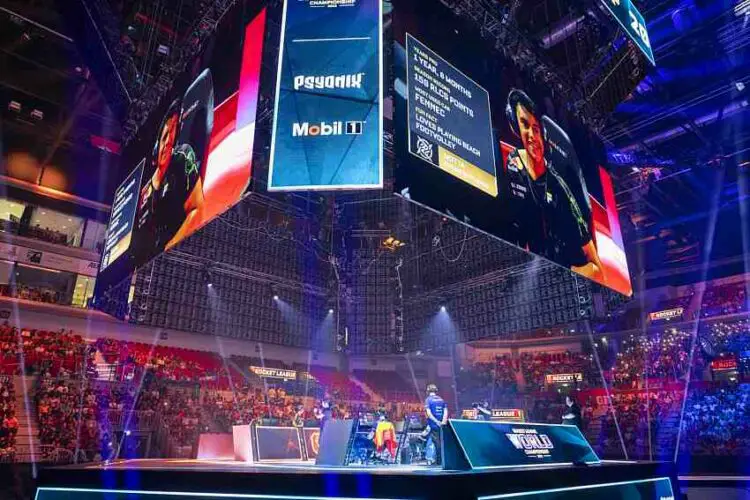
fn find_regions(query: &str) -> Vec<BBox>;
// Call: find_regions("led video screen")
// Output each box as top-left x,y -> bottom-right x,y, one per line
96,4 -> 266,297
267,0 -> 383,191
392,0 -> 632,296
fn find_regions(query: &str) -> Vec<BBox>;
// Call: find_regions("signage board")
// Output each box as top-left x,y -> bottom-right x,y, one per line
268,0 -> 383,191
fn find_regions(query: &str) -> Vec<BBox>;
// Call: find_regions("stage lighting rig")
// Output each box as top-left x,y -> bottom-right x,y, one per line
383,236 -> 406,252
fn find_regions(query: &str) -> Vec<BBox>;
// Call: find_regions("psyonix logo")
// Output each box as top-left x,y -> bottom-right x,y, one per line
293,121 -> 364,137
293,73 -> 364,92
505,428 -> 554,458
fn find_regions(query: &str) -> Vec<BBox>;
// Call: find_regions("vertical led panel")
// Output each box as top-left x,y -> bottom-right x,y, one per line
268,0 -> 383,191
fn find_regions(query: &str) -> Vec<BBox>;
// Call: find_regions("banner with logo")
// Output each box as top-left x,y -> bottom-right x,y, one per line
249,366 -> 297,380
649,307 -> 684,322
268,0 -> 383,191
0,241 -> 99,277
446,420 -> 599,469
545,373 -> 583,385
711,357 -> 737,372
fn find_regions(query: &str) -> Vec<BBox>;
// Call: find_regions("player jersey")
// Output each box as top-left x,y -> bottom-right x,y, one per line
374,421 -> 397,455
425,394 -> 447,430
506,149 -> 591,268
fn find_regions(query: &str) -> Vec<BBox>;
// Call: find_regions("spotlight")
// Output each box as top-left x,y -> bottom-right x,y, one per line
124,430 -> 131,436
207,282 -> 213,288
328,308 -> 335,314
273,295 -> 279,301
440,305 -> 446,312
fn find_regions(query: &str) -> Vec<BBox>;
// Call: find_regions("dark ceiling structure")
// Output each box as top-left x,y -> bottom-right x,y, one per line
1,0 -> 747,279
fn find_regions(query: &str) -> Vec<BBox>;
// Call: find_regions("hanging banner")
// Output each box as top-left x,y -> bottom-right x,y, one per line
268,0 -> 383,191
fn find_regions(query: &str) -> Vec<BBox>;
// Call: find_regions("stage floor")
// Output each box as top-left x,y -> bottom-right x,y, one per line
38,458 -> 677,499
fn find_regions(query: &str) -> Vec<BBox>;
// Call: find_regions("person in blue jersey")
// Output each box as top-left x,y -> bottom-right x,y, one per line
424,383 -> 448,466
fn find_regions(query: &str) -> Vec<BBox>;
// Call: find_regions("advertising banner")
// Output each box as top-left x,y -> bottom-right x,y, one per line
268,0 -> 383,191
545,373 -> 584,385
406,34 -> 497,196
711,357 -> 738,372
649,308 -> 684,322
447,420 -> 599,469
249,366 -> 297,380
0,242 -> 99,277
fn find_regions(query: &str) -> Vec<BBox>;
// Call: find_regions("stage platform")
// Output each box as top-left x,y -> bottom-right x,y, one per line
36,458 -> 678,500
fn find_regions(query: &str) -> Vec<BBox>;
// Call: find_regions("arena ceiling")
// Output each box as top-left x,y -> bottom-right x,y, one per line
1,0 -> 748,279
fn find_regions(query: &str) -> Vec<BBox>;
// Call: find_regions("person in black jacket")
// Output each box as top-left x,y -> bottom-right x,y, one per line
562,395 -> 583,429
504,89 -> 603,282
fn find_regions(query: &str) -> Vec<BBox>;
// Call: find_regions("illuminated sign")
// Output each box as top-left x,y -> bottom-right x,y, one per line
711,357 -> 738,371
249,366 -> 297,380
492,409 -> 525,422
447,420 -> 599,469
601,0 -> 655,65
268,0 -> 383,191
101,161 -> 143,270
649,307 -> 684,321
505,427 -> 554,459
406,34 -> 497,196
545,373 -> 583,385
461,408 -> 525,422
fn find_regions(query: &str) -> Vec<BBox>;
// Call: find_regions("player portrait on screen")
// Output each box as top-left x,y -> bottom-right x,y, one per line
136,69 -> 215,254
503,89 -> 604,281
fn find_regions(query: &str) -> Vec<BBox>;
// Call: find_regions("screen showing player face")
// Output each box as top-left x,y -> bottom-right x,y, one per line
392,0 -> 632,296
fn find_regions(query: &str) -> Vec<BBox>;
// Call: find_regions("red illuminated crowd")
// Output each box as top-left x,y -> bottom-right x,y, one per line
0,300 -> 748,461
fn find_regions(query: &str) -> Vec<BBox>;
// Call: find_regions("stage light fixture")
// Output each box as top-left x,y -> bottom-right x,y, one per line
329,308 -> 335,314
440,305 -> 447,312
273,295 -> 279,301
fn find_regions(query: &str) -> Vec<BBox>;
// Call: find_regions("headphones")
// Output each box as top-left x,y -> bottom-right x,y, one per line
505,88 -> 546,141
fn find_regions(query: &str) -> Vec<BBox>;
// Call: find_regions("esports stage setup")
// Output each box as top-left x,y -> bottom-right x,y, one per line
34,0 -> 679,498
37,419 -> 677,500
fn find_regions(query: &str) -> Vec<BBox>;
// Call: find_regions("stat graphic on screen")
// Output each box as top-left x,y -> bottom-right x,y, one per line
268,0 -> 383,191
406,34 -> 497,197
101,160 -> 143,270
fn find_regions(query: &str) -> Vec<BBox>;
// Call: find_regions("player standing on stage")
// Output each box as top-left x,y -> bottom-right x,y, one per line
424,384 -> 447,466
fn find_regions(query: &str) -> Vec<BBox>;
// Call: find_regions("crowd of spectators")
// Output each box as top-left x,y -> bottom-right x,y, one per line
520,350 -> 598,392
0,376 -> 17,460
610,329 -> 702,388
701,283 -> 748,318
680,384 -> 750,456
0,284 -> 64,305
0,326 -> 93,377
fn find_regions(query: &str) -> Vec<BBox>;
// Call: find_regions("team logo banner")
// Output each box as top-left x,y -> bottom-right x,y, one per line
268,0 -> 383,191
